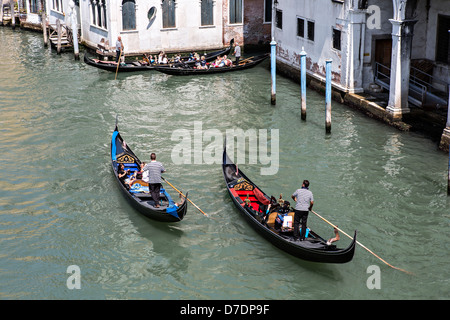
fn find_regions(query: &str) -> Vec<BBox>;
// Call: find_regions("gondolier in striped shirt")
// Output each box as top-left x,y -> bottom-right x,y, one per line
143,153 -> 166,208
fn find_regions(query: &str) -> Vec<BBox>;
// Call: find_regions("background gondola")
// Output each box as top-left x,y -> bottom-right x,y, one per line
85,39 -> 234,73
154,53 -> 269,76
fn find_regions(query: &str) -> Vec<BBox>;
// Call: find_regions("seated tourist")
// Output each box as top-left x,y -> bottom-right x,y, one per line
198,56 -> 208,69
142,54 -> 150,65
223,55 -> 233,67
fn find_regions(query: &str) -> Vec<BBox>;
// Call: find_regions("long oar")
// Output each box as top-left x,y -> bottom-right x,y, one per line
162,177 -> 208,217
238,56 -> 254,65
115,50 -> 122,80
310,209 -> 412,275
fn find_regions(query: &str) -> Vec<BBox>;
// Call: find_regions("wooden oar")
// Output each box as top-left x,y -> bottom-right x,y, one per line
115,50 -> 122,80
162,177 -> 208,217
238,56 -> 255,65
310,209 -> 412,275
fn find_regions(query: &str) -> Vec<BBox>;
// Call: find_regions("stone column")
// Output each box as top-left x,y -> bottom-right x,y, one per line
386,19 -> 417,121
345,9 -> 366,93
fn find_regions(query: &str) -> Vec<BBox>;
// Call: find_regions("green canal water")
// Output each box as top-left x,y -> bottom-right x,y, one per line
0,27 -> 449,300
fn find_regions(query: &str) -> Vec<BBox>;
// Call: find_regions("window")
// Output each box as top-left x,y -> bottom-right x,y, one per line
201,0 -> 213,26
436,15 -> 450,64
53,0 -> 63,12
122,0 -> 136,30
29,0 -> 38,13
276,9 -> 282,29
297,17 -> 304,38
162,0 -> 176,28
264,0 -> 272,23
332,28 -> 341,50
229,0 -> 242,24
307,20 -> 315,41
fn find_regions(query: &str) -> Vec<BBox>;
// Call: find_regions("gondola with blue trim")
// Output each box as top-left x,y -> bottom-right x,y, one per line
111,121 -> 188,222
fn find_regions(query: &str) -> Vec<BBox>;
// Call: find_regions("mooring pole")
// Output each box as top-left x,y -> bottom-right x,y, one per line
300,47 -> 307,120
69,1 -> 79,60
56,19 -> 62,54
42,12 -> 48,47
270,39 -> 277,105
325,59 -> 332,133
10,0 -> 15,30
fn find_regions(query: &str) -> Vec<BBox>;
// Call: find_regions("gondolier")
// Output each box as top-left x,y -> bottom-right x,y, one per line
292,180 -> 314,241
115,36 -> 124,63
233,42 -> 241,65
143,153 -> 166,208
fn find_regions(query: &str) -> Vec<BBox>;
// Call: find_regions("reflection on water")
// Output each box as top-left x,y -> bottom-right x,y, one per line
0,27 -> 449,300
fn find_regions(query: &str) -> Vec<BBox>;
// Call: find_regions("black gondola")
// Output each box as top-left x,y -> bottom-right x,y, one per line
153,53 -> 269,76
85,39 -> 234,73
84,54 -> 154,72
222,145 -> 356,263
111,122 -> 188,222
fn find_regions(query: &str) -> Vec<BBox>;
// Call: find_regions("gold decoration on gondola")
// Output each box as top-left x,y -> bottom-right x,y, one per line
234,180 -> 254,191
116,153 -> 136,164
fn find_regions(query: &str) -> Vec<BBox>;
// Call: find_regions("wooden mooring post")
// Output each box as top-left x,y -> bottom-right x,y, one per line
56,19 -> 62,54
41,12 -> 48,47
69,0 -> 79,60
270,39 -> 277,105
325,59 -> 332,134
300,48 -> 307,120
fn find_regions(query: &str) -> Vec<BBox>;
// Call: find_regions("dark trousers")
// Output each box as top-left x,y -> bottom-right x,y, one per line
149,183 -> 161,206
293,210 -> 309,240
234,57 -> 240,65
116,50 -> 121,62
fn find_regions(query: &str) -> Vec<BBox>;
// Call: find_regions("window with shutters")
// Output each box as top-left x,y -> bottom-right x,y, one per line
201,0 -> 213,26
122,0 -> 136,31
436,14 -> 450,64
162,0 -> 176,28
229,0 -> 242,24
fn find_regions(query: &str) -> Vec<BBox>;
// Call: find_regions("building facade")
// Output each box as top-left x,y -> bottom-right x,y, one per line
272,0 -> 449,121
36,0 -> 270,55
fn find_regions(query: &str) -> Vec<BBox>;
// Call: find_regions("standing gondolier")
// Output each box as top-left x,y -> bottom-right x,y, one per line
115,36 -> 124,63
233,42 -> 241,65
143,153 -> 166,208
291,180 -> 314,241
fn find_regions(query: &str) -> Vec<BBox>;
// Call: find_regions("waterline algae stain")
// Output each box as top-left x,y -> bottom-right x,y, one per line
0,28 -> 449,300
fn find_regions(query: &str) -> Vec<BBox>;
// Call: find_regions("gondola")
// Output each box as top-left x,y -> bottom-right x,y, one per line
111,121 -> 188,222
84,39 -> 234,73
153,53 -> 269,76
222,145 -> 356,263
84,54 -> 154,72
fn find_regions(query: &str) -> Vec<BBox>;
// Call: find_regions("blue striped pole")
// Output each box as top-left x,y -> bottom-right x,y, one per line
325,59 -> 332,133
300,48 -> 307,120
270,39 -> 277,105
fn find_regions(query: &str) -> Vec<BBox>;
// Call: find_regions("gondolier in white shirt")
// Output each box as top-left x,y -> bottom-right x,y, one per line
233,42 -> 241,65
291,180 -> 314,241
143,153 -> 166,208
